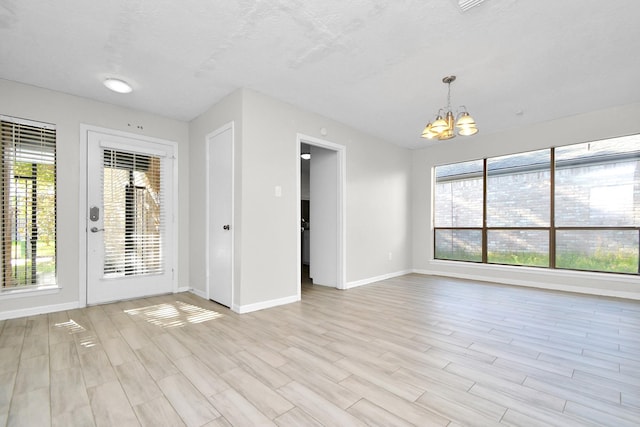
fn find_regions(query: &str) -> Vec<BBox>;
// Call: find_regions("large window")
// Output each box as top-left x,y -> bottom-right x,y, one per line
0,116 -> 56,289
434,160 -> 483,261
434,134 -> 640,275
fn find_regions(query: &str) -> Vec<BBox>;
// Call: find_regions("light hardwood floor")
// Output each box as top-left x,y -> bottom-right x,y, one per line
1,274 -> 640,426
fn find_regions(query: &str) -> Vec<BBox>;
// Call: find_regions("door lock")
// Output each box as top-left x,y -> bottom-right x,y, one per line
89,206 -> 100,222
223,225 -> 230,230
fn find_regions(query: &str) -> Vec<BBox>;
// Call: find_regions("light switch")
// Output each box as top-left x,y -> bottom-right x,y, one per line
275,185 -> 282,197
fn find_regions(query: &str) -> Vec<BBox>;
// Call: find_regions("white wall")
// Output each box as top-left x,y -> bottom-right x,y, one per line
188,88 -> 412,312
240,89 -> 412,306
0,79 -> 190,319
412,102 -> 640,300
344,123 -> 413,286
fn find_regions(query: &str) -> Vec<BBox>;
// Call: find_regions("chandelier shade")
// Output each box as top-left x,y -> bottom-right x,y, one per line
456,111 -> 478,136
420,76 -> 478,140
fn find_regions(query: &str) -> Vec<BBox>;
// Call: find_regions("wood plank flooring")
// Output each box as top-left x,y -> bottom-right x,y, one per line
1,273 -> 640,426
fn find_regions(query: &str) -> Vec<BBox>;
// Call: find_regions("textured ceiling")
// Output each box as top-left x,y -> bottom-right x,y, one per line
1,0 -> 639,149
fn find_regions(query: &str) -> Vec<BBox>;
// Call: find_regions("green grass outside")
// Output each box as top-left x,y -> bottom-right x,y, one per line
435,250 -> 638,274
437,251 -> 482,263
9,259 -> 55,286
489,252 -> 549,268
8,241 -> 56,286
556,252 -> 637,274
12,241 -> 56,257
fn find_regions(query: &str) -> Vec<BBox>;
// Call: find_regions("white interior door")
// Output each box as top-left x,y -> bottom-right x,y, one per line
87,130 -> 175,305
207,125 -> 234,307
309,145 -> 338,287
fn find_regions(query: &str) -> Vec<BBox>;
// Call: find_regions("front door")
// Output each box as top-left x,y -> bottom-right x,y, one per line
87,130 -> 175,305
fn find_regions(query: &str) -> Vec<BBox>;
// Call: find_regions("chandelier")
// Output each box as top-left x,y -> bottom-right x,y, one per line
421,75 -> 478,140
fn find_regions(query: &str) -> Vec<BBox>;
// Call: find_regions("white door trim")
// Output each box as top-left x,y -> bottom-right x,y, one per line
205,121 -> 235,306
296,133 -> 346,298
78,124 -> 179,306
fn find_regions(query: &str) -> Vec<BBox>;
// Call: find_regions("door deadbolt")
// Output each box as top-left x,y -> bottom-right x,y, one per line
89,206 -> 100,222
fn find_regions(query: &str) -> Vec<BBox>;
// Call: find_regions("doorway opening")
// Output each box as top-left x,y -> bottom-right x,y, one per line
300,143 -> 311,286
296,134 -> 345,299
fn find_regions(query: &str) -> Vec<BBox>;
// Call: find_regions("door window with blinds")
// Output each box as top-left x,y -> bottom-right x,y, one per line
0,116 -> 56,289
102,149 -> 164,278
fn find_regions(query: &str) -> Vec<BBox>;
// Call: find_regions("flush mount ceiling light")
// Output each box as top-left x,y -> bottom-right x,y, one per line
457,0 -> 487,12
103,78 -> 133,94
421,75 -> 478,141
300,152 -> 311,160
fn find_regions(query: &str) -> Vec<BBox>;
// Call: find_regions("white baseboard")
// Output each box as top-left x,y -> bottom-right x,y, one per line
189,288 -> 207,299
233,294 -> 300,314
345,269 -> 413,289
413,267 -> 640,301
0,301 -> 80,321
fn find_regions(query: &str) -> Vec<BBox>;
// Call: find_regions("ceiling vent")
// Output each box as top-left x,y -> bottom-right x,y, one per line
457,0 -> 487,12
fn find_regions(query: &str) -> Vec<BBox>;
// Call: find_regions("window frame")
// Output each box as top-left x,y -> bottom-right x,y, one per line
433,136 -> 640,275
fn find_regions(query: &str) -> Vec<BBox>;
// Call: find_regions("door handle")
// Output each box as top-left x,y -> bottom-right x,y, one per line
90,227 -> 104,233
223,225 -> 230,230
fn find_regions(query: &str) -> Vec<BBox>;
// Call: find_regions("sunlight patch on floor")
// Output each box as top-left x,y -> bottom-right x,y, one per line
124,301 -> 223,328
54,319 -> 86,334
55,319 -> 97,347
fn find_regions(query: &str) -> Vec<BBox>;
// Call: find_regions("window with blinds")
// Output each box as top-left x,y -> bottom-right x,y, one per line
102,149 -> 164,278
0,116 -> 56,289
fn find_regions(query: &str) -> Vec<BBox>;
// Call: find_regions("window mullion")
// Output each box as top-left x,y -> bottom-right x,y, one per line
550,147 -> 556,269
482,157 -> 488,264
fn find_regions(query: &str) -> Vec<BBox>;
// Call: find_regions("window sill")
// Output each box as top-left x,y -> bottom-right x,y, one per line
0,285 -> 61,300
424,259 -> 640,300
429,259 -> 639,281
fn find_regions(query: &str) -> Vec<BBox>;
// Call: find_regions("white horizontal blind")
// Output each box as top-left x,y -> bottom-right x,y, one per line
102,149 -> 164,278
0,116 -> 56,288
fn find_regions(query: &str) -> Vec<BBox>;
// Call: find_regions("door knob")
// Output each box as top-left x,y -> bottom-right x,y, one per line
90,227 -> 104,233
223,225 -> 230,230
